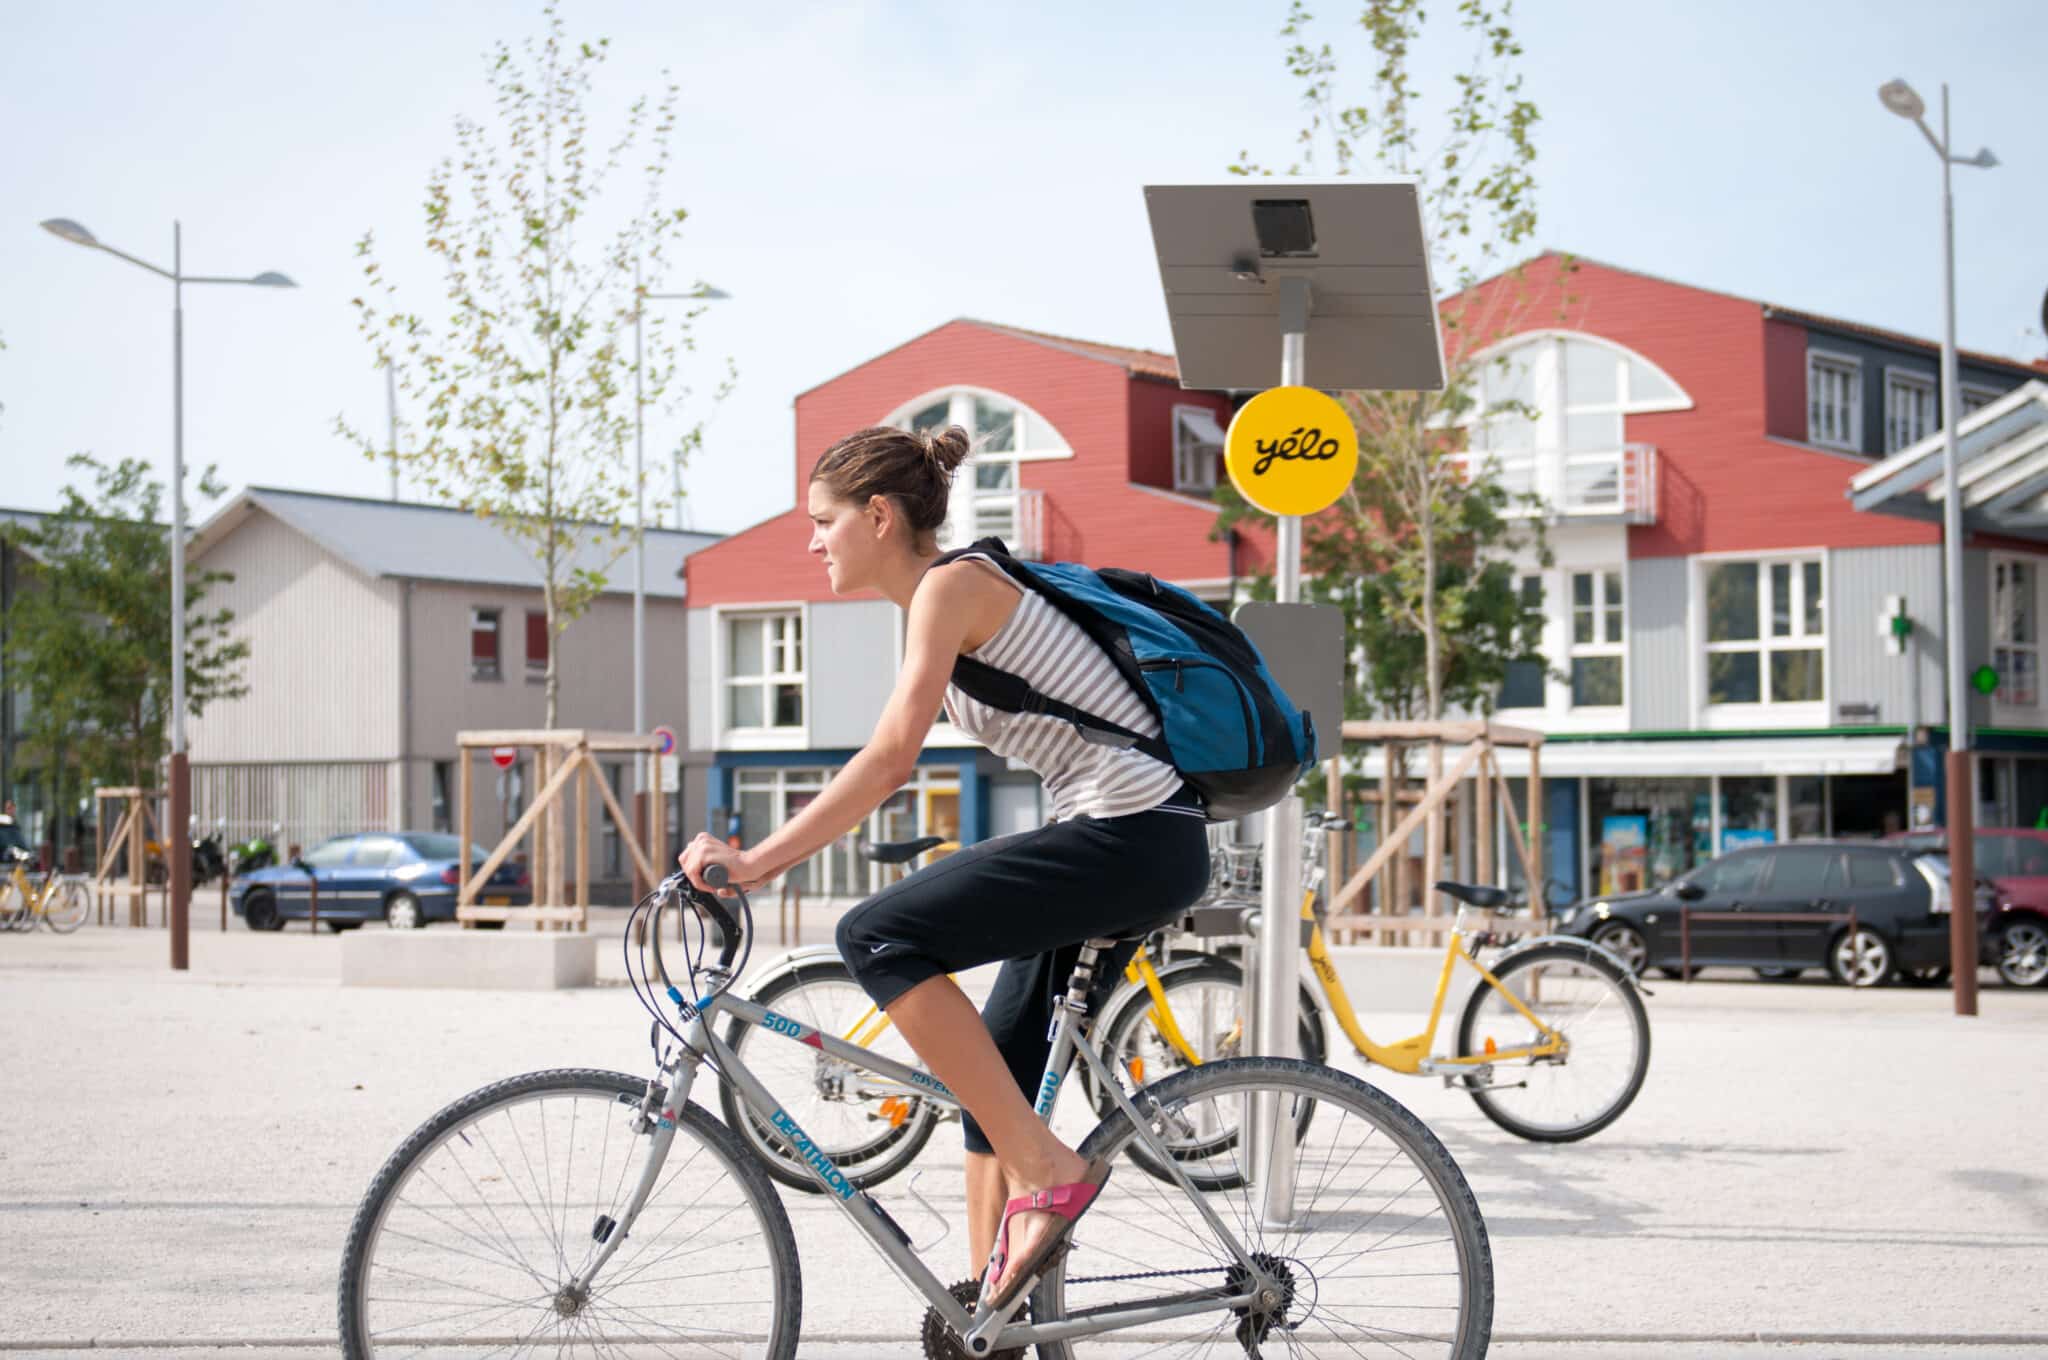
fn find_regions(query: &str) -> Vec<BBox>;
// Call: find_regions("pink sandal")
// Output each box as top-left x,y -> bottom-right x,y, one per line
982,1157 -> 1113,1311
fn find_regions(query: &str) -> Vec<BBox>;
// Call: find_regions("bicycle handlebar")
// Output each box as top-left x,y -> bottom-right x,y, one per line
649,865 -> 745,988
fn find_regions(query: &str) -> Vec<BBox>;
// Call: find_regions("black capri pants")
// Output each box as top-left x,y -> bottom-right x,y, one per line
835,795 -> 1211,1154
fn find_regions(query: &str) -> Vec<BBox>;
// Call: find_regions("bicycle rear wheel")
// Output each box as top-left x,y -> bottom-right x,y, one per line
43,880 -> 90,933
1456,941 -> 1650,1142
339,1067 -> 800,1358
1032,1057 -> 1492,1358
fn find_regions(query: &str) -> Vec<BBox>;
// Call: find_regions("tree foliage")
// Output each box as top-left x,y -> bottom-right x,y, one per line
343,1 -> 729,726
1225,0 -> 1559,724
1,455 -> 249,798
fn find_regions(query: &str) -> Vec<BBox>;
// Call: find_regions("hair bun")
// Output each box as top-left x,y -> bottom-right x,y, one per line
918,425 -> 972,478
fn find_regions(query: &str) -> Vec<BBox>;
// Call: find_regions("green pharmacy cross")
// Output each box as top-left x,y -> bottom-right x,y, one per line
1972,665 -> 2001,697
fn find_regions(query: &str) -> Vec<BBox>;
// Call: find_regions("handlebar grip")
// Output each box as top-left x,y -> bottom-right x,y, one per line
687,870 -> 742,970
703,863 -> 730,889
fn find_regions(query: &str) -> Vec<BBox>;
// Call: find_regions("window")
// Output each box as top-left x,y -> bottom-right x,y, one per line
302,837 -> 356,869
525,610 -> 548,680
1807,352 -> 1861,451
1843,851 -> 1904,889
469,608 -> 501,681
2009,837 -> 2048,876
1569,570 -> 1625,707
1173,405 -> 1226,492
1705,557 -> 1825,706
1497,573 -> 1546,709
1765,847 -> 1836,894
1883,370 -> 1937,453
887,387 -> 1071,549
1690,850 -> 1768,896
431,761 -> 453,834
1454,333 -> 1688,515
1993,558 -> 2039,706
351,835 -> 407,869
725,611 -> 805,732
1961,382 -> 2004,417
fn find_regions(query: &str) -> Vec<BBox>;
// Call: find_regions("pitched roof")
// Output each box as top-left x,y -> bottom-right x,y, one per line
962,321 -> 1182,382
1490,250 -> 2048,378
190,487 -> 724,599
1760,305 -> 2048,379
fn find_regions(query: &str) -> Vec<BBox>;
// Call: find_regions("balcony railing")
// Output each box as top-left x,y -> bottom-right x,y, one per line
1457,443 -> 1659,524
973,488 -> 1047,560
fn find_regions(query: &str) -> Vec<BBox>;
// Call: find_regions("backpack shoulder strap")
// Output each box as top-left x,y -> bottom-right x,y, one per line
950,656 -> 1171,759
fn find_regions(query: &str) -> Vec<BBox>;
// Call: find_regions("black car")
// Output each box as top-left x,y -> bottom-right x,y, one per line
1554,841 -> 1997,988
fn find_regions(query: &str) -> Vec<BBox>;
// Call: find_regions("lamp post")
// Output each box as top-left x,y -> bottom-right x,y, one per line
1877,80 -> 1997,1016
630,269 -> 726,891
40,217 -> 295,971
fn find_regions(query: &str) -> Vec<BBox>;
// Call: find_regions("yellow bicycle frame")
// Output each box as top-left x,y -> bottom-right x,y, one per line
1128,888 -> 1566,1077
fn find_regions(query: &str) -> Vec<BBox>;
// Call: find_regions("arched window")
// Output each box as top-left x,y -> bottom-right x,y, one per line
1460,332 -> 1690,518
882,387 -> 1071,554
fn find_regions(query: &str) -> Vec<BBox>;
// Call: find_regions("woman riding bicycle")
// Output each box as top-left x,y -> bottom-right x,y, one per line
679,423 -> 1210,1309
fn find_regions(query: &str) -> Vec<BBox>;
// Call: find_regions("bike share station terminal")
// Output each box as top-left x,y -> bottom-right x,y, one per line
1143,181 -> 1445,1225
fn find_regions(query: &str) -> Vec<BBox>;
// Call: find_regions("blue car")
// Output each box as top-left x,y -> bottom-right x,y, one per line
232,831 -> 531,931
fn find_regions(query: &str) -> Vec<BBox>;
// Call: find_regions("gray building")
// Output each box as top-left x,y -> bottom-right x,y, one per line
185,488 -> 720,893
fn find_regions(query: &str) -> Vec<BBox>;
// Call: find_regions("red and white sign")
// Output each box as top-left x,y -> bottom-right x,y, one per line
491,746 -> 518,770
652,725 -> 677,757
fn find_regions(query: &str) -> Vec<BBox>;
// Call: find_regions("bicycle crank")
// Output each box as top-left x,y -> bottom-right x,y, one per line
921,1278 -> 1026,1360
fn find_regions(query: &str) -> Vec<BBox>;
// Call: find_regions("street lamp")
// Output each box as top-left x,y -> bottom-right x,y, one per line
1876,79 -> 1996,1016
40,217 -> 296,972
630,268 -> 727,888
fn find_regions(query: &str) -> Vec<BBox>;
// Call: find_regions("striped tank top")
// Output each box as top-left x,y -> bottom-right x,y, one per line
942,555 -> 1189,822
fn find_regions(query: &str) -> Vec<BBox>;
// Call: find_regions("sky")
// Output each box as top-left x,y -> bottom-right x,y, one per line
3,0 -> 2044,538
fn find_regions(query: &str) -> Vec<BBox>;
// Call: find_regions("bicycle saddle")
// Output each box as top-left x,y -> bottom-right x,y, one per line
1435,880 -> 1509,909
863,835 -> 946,865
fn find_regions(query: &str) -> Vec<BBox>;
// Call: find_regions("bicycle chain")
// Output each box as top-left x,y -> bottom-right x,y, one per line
1059,1265 -> 1225,1286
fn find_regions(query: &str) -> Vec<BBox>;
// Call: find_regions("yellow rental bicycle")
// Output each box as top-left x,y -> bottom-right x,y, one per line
1094,812 -> 1651,1142
1,849 -> 91,934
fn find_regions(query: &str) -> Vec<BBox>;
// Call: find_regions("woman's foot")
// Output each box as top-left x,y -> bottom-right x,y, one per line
984,1152 -> 1112,1306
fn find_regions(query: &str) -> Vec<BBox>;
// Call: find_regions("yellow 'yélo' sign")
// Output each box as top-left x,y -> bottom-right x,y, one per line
1223,386 -> 1358,517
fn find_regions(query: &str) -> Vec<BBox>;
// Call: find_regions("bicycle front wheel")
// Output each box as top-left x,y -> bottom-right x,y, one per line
1033,1057 -> 1493,1359
1456,941 -> 1650,1142
43,880 -> 90,933
339,1067 -> 801,1359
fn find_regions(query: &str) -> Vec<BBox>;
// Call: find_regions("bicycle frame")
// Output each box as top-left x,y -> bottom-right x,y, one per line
599,942 -> 1276,1353
1128,890 -> 1565,1078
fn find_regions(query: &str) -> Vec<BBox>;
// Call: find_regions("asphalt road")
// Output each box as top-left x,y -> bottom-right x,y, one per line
1,919 -> 2042,1357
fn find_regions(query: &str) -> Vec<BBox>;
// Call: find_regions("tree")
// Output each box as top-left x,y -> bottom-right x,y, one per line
1,455 -> 249,844
1225,0 -> 1558,726
343,1 -> 728,728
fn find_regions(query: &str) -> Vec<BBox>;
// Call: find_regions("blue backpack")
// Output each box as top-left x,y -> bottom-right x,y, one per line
936,538 -> 1316,821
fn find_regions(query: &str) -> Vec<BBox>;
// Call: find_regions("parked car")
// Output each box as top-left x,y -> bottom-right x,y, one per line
231,832 -> 530,932
1553,841 -> 1999,988
1890,828 -> 2048,989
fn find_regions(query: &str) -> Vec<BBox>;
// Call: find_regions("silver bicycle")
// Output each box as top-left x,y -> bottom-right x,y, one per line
338,865 -> 1494,1357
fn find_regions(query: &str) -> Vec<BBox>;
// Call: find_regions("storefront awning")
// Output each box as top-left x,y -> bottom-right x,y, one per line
1351,734 -> 1906,780
1849,381 -> 2048,538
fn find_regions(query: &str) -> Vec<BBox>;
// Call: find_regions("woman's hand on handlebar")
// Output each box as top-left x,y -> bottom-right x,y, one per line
678,833 -> 763,896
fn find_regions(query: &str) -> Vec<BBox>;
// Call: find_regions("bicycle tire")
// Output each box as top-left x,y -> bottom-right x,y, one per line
1455,941 -> 1650,1143
1093,955 -> 1324,1189
338,1066 -> 801,1359
1031,1057 -> 1493,1359
718,960 -> 940,1194
43,880 -> 90,933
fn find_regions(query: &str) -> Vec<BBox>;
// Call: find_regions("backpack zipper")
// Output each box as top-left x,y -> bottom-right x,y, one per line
1139,656 -> 1259,766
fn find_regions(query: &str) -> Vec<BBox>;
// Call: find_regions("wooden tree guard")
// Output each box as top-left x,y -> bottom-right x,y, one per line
92,786 -> 167,927
454,730 -> 663,930
1324,721 -> 1545,945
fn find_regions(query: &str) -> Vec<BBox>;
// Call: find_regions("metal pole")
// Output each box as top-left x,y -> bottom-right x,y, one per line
1252,280 -> 1311,1225
1936,84 -> 1978,1016
169,222 -> 190,972
633,263 -> 647,751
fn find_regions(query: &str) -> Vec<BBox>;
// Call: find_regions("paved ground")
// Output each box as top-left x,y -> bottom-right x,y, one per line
2,915 -> 2043,1358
